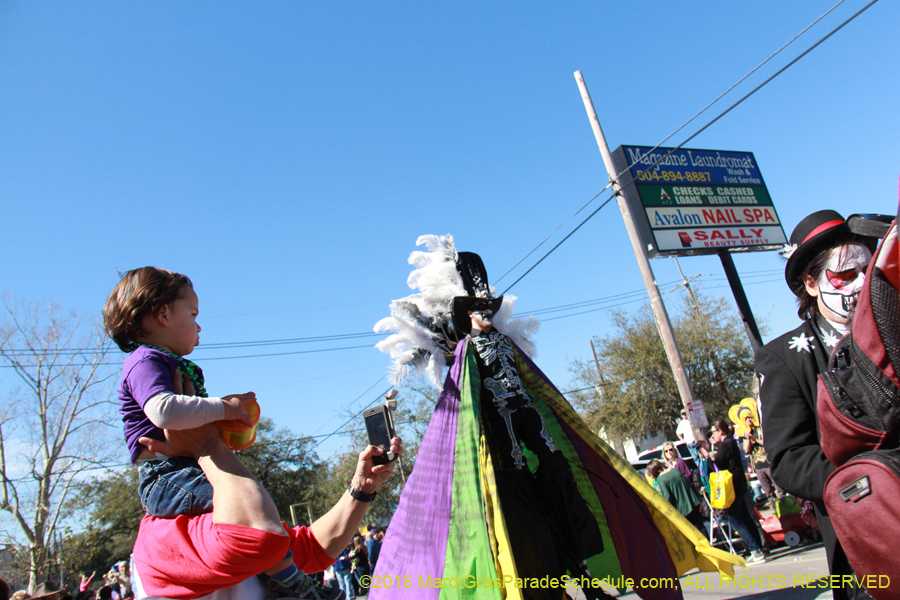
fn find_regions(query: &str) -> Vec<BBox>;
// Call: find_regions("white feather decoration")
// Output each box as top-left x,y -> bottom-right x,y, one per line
375,234 -> 539,388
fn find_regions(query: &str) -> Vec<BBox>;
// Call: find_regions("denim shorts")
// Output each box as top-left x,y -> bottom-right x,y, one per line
138,456 -> 214,518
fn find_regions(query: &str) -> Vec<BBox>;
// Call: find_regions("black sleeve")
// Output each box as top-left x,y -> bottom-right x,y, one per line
713,441 -> 731,472
755,344 -> 834,502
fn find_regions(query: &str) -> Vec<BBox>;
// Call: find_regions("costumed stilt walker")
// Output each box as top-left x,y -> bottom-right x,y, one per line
372,235 -> 744,600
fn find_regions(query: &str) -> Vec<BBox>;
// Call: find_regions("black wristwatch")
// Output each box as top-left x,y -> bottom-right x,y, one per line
348,484 -> 377,503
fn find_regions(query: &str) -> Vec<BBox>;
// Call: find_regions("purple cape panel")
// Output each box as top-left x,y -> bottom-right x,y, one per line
516,349 -> 681,600
369,340 -> 468,600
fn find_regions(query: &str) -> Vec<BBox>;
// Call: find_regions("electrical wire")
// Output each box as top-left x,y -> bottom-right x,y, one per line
495,0 -> 849,290
499,0 -> 879,295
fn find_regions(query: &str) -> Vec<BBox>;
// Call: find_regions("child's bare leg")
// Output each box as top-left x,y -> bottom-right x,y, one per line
263,557 -> 295,576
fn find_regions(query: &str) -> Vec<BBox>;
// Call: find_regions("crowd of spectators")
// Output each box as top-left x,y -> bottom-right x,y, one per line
0,560 -> 133,600
325,524 -> 383,599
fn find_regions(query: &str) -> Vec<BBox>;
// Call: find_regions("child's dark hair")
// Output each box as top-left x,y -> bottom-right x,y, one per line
103,267 -> 193,352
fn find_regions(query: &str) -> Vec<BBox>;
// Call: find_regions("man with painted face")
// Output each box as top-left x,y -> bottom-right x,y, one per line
756,210 -> 883,600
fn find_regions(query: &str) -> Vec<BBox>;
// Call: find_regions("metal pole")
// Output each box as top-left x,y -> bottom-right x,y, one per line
574,71 -> 698,426
718,251 -> 763,351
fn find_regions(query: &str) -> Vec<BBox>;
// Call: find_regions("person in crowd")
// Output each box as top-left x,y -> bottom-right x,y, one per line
364,527 -> 381,572
128,418 -> 402,599
661,441 -> 693,487
695,440 -> 712,495
710,420 -> 766,564
333,546 -> 355,600
104,267 -> 333,599
78,573 -> 95,597
675,409 -> 692,443
322,565 -> 337,591
741,411 -> 782,508
645,459 -> 705,536
348,537 -> 369,595
756,210 -> 883,599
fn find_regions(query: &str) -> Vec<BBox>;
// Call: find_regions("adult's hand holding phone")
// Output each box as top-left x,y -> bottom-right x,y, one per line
352,437 -> 403,495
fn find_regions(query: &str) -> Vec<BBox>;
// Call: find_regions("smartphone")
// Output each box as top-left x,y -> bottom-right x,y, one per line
364,405 -> 397,465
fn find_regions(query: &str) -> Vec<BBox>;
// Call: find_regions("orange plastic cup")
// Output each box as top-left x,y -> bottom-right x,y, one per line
216,399 -> 261,450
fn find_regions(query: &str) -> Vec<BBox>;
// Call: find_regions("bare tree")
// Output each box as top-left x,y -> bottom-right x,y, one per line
0,295 -> 118,593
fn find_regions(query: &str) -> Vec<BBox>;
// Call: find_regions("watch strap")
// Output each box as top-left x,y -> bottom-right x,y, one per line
348,484 -> 377,503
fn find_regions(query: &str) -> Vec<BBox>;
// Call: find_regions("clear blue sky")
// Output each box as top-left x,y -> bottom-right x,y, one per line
1,1 -> 898,460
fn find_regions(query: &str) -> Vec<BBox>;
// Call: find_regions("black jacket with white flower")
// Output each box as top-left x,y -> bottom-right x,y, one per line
755,317 -> 841,503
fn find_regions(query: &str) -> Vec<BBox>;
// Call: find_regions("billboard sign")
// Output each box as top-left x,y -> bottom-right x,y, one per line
610,146 -> 787,258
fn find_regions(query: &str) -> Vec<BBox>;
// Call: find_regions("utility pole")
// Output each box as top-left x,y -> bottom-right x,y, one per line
575,71 -> 704,443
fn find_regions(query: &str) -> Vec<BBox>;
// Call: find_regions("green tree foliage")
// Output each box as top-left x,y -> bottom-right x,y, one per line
64,470 -> 142,577
568,290 -> 757,441
0,296 -> 117,593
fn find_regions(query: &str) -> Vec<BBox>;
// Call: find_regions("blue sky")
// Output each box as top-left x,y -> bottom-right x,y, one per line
1,1 -> 898,462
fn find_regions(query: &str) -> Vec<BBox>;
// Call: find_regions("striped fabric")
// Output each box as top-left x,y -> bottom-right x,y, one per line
372,336 -> 743,600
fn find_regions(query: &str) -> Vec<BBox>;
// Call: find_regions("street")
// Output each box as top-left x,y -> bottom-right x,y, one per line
571,541 -> 833,600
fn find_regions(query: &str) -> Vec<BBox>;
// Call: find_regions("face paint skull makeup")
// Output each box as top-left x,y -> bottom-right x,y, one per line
816,243 -> 871,321
468,299 -> 494,331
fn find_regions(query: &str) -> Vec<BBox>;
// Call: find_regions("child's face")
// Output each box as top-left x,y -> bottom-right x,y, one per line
162,287 -> 201,356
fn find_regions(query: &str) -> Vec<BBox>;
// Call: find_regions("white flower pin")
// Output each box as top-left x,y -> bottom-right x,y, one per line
788,332 -> 814,353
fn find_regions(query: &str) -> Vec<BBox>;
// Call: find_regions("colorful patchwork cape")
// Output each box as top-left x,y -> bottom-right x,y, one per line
371,338 -> 743,600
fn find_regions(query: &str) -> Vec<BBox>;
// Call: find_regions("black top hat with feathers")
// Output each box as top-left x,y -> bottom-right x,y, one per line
451,252 -> 503,335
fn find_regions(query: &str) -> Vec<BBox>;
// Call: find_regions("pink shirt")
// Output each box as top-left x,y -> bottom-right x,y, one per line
133,513 -> 333,599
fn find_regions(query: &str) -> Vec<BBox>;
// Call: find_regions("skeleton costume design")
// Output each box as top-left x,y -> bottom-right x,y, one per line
472,328 -> 557,469
371,235 -> 743,600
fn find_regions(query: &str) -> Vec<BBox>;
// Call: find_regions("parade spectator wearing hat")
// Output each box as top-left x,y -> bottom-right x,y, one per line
364,526 -> 381,572
756,209 -> 884,599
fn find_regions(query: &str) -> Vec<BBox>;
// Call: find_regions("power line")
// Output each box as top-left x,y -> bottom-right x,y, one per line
1,271 -> 791,366
499,0 -> 878,295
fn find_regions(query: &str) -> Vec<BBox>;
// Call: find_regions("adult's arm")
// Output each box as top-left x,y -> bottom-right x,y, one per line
755,345 -> 834,502
311,438 -> 402,557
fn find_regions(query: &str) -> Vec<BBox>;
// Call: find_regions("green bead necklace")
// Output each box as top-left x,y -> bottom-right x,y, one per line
140,344 -> 208,398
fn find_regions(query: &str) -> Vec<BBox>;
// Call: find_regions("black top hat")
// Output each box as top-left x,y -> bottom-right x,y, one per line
784,210 -> 886,295
451,252 -> 503,335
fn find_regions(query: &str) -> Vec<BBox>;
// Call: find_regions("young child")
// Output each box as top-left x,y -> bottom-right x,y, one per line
103,267 -> 339,600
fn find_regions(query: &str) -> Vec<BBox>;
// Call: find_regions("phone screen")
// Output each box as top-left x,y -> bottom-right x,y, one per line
366,414 -> 391,447
365,407 -> 396,465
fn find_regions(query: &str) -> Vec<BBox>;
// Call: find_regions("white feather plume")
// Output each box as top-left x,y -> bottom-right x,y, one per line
493,294 -> 540,358
374,234 -> 539,387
